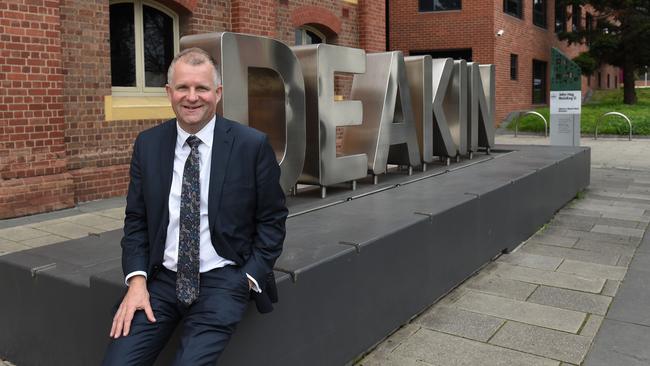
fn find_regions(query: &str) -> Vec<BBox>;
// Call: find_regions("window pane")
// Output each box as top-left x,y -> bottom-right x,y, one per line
572,4 -> 581,31
532,60 -> 547,104
554,3 -> 566,33
510,54 -> 518,80
305,29 -> 323,45
143,5 -> 174,87
436,0 -> 461,10
504,0 -> 522,18
419,0 -> 434,11
110,3 -> 136,87
533,0 -> 546,27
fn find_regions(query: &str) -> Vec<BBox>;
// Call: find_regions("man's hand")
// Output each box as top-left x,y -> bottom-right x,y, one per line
110,275 -> 156,339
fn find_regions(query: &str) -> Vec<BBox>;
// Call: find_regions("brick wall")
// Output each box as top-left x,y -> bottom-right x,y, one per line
389,0 -> 620,124
0,0 -> 74,219
1,0 -> 376,218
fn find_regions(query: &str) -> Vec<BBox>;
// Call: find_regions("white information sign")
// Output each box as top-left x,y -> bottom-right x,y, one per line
550,91 -> 582,114
550,90 -> 581,146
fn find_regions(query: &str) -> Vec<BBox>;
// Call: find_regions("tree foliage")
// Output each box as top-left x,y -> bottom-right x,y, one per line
557,0 -> 650,104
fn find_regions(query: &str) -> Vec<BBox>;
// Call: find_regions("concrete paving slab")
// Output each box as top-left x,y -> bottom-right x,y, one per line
596,217 -> 644,229
95,207 -> 126,220
393,328 -> 559,366
527,234 -> 578,248
520,243 -> 620,266
570,203 -> 645,217
606,269 -> 650,327
62,213 -> 115,228
617,254 -> 633,267
579,314 -> 604,338
36,222 -> 97,239
358,352 -> 431,366
573,239 -> 636,256
556,260 -> 627,280
20,234 -> 69,248
0,226 -> 49,241
527,286 -> 612,316
591,225 -> 644,238
601,211 -> 650,223
90,219 -> 124,231
362,324 -> 421,358
454,291 -> 586,333
584,319 -> 650,366
463,273 -> 538,301
496,252 -> 563,271
492,262 -> 606,293
0,241 -> 31,256
560,208 -> 602,218
601,279 -> 620,297
548,221 -> 594,232
489,321 -> 591,364
415,306 -> 504,342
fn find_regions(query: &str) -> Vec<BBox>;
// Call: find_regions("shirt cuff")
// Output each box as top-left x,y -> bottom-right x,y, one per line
125,271 -> 147,286
246,273 -> 261,293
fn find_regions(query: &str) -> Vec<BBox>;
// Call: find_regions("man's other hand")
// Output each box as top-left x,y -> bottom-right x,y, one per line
110,275 -> 156,339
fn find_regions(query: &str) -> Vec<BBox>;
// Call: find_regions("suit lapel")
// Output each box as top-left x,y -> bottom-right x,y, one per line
160,120 -> 177,226
208,116 -> 234,228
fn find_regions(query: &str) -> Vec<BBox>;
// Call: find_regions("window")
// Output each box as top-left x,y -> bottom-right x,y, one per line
510,54 -> 518,80
615,75 -> 618,89
554,3 -> 567,33
419,0 -> 461,12
533,0 -> 547,28
532,59 -> 547,104
504,0 -> 523,18
295,26 -> 326,45
607,74 -> 610,88
571,4 -> 581,32
109,0 -> 179,95
587,75 -> 591,87
597,72 -> 602,88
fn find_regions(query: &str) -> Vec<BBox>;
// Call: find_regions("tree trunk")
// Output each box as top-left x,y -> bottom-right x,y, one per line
623,57 -> 637,105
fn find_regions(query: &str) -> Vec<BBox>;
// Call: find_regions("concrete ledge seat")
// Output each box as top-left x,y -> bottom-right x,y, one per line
0,144 -> 590,366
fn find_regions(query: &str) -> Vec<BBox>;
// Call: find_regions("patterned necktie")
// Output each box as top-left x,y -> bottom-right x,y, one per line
176,135 -> 202,306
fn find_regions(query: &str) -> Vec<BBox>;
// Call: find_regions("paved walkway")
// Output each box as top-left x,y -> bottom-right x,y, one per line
2,135 -> 650,365
357,135 -> 650,366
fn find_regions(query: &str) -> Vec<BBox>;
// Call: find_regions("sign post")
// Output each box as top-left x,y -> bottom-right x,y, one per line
550,48 -> 582,146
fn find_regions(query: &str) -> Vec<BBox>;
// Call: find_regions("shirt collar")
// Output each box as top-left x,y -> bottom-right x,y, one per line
176,116 -> 215,149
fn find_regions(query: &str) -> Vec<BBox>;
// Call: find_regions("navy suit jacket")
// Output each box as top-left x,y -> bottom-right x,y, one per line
120,115 -> 287,313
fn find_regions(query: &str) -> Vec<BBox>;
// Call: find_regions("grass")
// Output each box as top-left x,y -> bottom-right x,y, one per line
508,88 -> 650,136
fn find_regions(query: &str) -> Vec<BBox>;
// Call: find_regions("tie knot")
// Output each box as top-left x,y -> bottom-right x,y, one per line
186,135 -> 201,149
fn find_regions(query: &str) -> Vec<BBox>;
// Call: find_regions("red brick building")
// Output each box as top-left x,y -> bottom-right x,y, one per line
0,0 -> 384,219
1,0 -> 617,219
388,0 -> 620,123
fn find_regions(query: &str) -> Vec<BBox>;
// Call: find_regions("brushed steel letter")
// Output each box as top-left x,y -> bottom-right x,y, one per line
446,60 -> 468,156
179,32 -> 306,193
345,52 -> 421,175
293,44 -> 368,187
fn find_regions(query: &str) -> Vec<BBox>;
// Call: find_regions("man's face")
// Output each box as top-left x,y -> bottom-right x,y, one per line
166,61 -> 222,134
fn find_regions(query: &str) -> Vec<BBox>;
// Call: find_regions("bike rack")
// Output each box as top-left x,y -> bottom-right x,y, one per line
594,112 -> 632,141
514,111 -> 548,137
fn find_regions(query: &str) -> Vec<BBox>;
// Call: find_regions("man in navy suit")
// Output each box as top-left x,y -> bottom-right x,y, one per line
103,47 -> 287,365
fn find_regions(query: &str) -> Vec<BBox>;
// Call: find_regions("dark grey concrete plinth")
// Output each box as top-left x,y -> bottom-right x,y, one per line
0,144 -> 590,366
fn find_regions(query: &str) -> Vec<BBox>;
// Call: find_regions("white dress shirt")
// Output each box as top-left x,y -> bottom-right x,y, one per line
126,116 -> 260,292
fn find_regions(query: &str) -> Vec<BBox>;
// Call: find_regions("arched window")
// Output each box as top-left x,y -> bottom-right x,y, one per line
294,25 -> 327,46
109,0 -> 179,95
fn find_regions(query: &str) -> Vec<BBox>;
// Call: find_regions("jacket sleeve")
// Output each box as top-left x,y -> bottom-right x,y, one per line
121,134 -> 150,277
241,135 -> 288,285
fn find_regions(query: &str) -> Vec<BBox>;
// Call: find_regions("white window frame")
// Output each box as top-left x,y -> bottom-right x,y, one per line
295,25 -> 327,45
110,0 -> 179,96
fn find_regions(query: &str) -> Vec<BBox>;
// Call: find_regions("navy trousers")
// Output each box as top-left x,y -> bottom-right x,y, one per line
102,266 -> 250,366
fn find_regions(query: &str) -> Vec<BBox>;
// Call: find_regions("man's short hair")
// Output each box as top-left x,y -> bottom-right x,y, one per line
167,47 -> 221,86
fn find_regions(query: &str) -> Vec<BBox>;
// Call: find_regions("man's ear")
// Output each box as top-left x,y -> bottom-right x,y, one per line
165,84 -> 172,99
